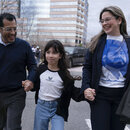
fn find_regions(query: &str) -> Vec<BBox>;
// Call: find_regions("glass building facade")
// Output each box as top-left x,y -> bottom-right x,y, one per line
0,0 -> 88,46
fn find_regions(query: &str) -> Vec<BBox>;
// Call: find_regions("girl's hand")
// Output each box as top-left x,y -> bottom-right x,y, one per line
73,75 -> 82,80
84,88 -> 96,101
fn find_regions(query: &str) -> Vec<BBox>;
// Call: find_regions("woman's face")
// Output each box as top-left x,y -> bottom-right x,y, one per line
100,11 -> 122,36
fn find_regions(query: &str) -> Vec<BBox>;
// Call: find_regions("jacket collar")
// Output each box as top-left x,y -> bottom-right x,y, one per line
95,34 -> 107,64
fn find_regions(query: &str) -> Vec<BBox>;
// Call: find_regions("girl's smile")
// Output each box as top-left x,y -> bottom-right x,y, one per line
46,47 -> 62,70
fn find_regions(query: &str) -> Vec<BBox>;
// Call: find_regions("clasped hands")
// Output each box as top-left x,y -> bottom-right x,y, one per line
22,80 -> 34,92
84,88 -> 96,101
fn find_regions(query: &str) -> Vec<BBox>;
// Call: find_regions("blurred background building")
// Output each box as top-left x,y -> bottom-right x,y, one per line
0,0 -> 88,46
0,0 -> 20,16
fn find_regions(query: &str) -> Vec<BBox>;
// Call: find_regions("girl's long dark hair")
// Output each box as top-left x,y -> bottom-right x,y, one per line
43,40 -> 73,80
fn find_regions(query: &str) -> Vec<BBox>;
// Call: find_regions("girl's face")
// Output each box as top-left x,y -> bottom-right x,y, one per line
100,11 -> 122,36
45,47 -> 62,66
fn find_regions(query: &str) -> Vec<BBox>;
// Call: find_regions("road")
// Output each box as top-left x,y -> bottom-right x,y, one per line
21,66 -> 130,130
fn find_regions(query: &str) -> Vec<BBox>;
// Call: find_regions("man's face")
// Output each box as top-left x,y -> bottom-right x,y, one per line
0,19 -> 17,43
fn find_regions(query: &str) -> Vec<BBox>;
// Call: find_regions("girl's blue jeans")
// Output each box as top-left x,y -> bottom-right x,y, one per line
33,98 -> 64,130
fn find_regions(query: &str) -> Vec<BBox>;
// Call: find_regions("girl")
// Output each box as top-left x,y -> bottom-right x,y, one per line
33,40 -> 83,130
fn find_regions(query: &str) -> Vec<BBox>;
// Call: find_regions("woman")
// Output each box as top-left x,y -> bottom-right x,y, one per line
81,6 -> 130,130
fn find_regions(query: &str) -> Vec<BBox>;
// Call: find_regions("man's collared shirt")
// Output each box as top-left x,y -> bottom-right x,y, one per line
0,36 -> 11,46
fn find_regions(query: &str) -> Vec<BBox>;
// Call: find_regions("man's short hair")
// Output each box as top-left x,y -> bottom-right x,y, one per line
0,13 -> 16,27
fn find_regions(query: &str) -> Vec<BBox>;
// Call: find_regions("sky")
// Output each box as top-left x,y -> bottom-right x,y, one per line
87,0 -> 130,41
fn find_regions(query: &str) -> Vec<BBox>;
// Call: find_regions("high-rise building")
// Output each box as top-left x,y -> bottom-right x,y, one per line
34,0 -> 88,46
0,0 -> 88,46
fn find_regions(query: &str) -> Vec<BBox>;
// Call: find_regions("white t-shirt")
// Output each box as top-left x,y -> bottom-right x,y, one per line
99,35 -> 129,88
38,69 -> 64,101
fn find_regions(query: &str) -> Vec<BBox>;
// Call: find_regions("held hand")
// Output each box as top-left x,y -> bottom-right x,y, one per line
73,75 -> 82,80
22,80 -> 34,92
84,88 -> 96,101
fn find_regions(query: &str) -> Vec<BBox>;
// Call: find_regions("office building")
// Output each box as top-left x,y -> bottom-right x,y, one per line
0,0 -> 89,46
34,0 -> 88,46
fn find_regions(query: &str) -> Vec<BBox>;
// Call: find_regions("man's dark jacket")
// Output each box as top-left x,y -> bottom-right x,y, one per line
0,38 -> 37,92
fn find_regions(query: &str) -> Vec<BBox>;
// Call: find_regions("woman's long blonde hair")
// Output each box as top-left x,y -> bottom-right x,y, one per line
88,6 -> 128,52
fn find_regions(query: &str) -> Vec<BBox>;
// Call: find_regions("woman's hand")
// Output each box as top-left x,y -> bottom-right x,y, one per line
84,88 -> 96,101
22,80 -> 34,92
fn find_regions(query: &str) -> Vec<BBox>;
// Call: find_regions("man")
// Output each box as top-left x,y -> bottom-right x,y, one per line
0,13 -> 37,130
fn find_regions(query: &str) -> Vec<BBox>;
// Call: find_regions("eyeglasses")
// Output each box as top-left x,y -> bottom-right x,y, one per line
99,17 -> 115,24
1,27 -> 17,32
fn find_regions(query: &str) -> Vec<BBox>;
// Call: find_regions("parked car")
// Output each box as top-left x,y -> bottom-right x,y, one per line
64,46 -> 87,68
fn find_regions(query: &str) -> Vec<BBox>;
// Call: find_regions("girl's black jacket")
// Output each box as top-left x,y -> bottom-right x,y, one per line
33,64 -> 84,121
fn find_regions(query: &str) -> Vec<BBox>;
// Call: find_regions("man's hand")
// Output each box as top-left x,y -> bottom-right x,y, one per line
84,88 -> 96,101
22,80 -> 34,92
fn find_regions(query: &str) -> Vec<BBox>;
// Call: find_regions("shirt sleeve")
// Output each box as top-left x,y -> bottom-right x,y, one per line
26,43 -> 37,83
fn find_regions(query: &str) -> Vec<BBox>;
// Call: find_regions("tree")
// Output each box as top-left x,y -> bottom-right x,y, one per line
0,0 -> 37,41
0,0 -> 20,15
17,0 -> 37,40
